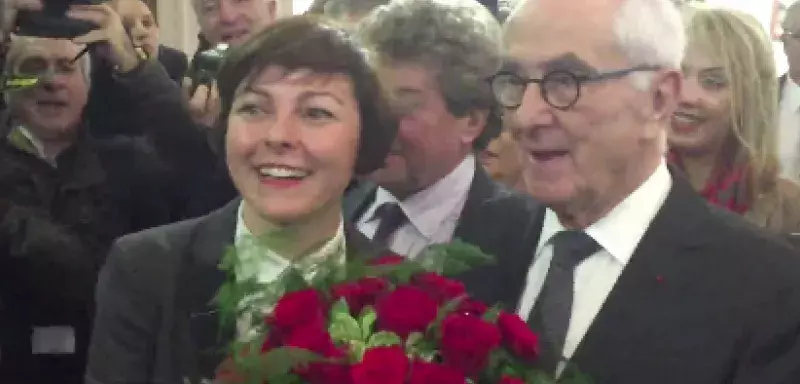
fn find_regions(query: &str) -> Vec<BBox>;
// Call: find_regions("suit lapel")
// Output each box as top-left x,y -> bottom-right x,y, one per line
343,179 -> 378,223
345,223 -> 384,261
179,199 -> 239,380
569,176 -> 714,374
453,163 -> 495,242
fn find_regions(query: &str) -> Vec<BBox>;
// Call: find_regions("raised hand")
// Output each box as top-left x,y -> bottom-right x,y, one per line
66,3 -> 140,73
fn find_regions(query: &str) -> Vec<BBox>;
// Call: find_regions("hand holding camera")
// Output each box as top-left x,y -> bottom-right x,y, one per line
183,44 -> 228,128
2,0 -> 42,39
66,3 -> 141,73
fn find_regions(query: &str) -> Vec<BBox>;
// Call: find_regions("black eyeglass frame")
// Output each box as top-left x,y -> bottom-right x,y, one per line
488,65 -> 661,110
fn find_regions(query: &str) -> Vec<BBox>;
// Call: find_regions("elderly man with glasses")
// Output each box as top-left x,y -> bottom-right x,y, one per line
497,0 -> 800,383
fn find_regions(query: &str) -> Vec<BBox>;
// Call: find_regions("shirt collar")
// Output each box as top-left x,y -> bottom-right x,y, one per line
537,160 -> 672,265
369,154 -> 475,239
233,202 -> 347,277
7,125 -> 57,166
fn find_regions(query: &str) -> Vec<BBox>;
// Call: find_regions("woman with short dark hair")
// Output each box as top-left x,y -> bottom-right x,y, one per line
84,17 -> 396,384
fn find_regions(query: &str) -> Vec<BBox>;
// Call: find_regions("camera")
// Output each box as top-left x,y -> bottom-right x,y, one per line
15,0 -> 105,39
188,43 -> 228,93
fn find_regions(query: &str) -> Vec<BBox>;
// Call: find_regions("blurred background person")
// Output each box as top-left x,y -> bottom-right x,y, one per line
479,130 -> 526,191
670,7 -> 800,233
0,35 -> 174,384
322,0 -> 390,27
352,0 -> 540,310
87,0 -> 189,138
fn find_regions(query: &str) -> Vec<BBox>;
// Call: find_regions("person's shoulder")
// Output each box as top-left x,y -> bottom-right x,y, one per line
107,215 -> 208,274
704,203 -> 800,279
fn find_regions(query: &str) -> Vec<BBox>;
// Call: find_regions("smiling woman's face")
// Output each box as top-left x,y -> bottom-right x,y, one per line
670,43 -> 733,156
225,66 -> 361,228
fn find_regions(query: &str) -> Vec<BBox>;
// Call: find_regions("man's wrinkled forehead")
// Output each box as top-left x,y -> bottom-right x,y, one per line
7,36 -> 84,65
503,0 -> 622,74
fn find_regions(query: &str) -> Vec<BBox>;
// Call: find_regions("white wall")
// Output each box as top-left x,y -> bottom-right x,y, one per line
157,0 -> 200,55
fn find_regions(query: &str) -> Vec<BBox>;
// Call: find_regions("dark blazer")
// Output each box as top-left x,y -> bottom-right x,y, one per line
531,174 -> 800,384
343,161 -> 541,311
85,199 -> 385,384
158,46 -> 189,84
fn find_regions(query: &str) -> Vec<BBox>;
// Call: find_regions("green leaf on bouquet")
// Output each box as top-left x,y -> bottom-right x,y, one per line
267,373 -> 304,384
331,298 -> 351,319
526,371 -> 558,384
275,266 -> 309,294
359,306 -> 377,340
405,332 -> 438,361
364,261 -> 425,284
251,347 -> 325,379
350,340 -> 367,361
329,312 -> 362,343
482,305 -> 502,323
366,331 -> 401,348
418,240 -> 496,277
405,332 -> 424,350
429,295 -> 466,336
559,362 -> 595,384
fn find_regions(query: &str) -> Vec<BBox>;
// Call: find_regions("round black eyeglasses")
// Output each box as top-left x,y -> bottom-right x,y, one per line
488,65 -> 661,110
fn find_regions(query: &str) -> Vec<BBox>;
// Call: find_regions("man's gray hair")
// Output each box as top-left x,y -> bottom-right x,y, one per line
3,36 -> 92,99
323,0 -> 389,19
507,0 -> 685,90
357,0 -> 503,149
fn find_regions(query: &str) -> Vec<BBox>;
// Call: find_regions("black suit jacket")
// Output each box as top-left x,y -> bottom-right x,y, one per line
85,200 -> 385,384
531,174 -> 800,384
158,46 -> 189,84
343,161 -> 541,311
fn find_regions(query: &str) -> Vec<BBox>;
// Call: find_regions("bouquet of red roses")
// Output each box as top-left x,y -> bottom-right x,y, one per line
214,241 -> 591,384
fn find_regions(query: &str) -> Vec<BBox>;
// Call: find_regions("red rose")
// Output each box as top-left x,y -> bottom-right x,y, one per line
499,375 -> 525,384
269,289 -> 326,333
412,272 -> 466,303
456,299 -> 488,317
284,324 -> 341,358
408,360 -> 466,384
500,375 -> 526,384
497,312 -> 539,361
302,362 -> 353,384
440,314 -> 501,377
351,346 -> 409,384
376,286 -> 439,338
331,277 -> 389,315
369,254 -> 406,265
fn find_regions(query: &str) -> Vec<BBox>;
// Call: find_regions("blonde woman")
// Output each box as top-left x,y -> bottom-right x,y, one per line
669,7 -> 800,233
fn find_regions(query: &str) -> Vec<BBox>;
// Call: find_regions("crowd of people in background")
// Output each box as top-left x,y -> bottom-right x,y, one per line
2,0 -> 800,383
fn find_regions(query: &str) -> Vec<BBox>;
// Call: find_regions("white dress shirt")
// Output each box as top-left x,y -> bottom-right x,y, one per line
233,202 -> 346,339
779,78 -> 800,181
516,161 -> 672,374
357,154 -> 475,258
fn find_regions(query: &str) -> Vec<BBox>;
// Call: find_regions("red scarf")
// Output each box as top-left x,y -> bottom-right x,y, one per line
668,151 -> 751,215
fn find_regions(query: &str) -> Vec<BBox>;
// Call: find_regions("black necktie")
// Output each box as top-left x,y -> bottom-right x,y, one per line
371,202 -> 408,250
528,230 -> 601,372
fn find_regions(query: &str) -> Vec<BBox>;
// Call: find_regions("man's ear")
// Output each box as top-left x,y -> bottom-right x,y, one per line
459,109 -> 488,146
651,69 -> 682,124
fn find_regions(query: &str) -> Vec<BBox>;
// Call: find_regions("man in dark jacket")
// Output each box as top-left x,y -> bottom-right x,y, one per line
0,33 -> 175,384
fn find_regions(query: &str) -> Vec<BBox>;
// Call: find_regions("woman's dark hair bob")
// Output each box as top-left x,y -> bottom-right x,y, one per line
215,16 -> 396,175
